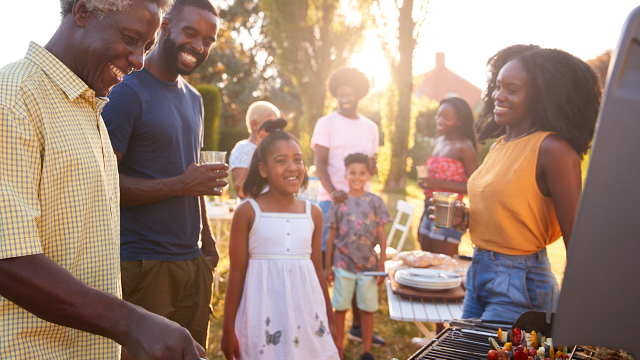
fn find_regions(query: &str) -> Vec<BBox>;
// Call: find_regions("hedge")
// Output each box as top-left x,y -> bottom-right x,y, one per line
218,127 -> 250,154
194,84 -> 222,151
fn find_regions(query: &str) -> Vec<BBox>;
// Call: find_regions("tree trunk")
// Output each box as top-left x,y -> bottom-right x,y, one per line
384,0 -> 416,192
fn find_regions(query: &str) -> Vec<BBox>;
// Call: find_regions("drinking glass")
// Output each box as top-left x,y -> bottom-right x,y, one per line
433,191 -> 458,229
416,165 -> 429,180
200,151 -> 227,191
201,151 -> 227,165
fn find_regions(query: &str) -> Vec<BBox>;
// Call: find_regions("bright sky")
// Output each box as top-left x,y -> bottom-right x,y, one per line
350,0 -> 639,89
0,0 -> 637,91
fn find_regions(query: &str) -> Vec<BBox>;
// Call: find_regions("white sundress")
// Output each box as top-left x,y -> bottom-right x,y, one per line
234,199 -> 340,360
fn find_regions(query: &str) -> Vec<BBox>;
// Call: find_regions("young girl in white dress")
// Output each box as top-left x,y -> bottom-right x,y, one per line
222,119 -> 341,360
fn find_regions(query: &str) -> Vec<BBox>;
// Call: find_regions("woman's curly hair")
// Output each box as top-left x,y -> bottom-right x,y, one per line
475,44 -> 602,157
327,67 -> 370,99
60,0 -> 174,19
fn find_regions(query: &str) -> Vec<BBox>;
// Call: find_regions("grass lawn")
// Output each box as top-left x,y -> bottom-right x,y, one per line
206,178 -> 568,359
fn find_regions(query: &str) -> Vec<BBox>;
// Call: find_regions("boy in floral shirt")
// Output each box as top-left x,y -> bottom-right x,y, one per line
324,153 -> 391,360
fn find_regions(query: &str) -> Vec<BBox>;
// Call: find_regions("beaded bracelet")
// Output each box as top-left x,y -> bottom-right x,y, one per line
452,201 -> 470,232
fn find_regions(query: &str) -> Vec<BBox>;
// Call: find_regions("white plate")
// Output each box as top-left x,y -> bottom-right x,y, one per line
394,270 -> 461,286
396,268 -> 461,281
394,273 -> 461,284
397,281 -> 461,288
395,278 -> 460,287
395,279 -> 461,291
394,272 -> 461,290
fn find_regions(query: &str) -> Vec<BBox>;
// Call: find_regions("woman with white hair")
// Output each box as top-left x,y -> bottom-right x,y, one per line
229,101 -> 280,200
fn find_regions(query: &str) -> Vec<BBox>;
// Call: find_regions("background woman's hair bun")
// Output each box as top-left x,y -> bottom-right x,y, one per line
258,118 -> 288,134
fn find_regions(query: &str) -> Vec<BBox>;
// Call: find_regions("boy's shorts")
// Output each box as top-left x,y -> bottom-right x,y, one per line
331,267 -> 378,313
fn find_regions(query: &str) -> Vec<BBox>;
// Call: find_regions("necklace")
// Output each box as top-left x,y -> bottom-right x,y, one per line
504,126 -> 539,143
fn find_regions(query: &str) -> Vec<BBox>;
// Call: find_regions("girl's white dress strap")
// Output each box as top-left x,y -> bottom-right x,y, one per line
247,198 -> 261,236
305,200 -> 314,228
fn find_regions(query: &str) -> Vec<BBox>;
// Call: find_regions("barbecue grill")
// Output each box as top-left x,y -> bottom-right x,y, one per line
408,327 -> 596,360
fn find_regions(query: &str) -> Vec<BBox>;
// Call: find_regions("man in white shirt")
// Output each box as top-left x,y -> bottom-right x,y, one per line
311,66 -> 385,348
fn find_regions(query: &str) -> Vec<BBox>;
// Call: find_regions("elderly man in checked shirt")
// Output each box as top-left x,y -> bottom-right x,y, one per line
0,0 -> 209,359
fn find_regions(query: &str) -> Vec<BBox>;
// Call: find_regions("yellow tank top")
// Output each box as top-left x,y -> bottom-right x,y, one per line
467,131 -> 562,255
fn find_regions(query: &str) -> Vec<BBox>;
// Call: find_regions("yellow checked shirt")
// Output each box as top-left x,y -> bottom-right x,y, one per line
0,43 -> 120,359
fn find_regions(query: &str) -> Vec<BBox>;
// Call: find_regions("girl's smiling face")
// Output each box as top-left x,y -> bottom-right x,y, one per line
258,139 -> 306,194
435,102 -> 461,135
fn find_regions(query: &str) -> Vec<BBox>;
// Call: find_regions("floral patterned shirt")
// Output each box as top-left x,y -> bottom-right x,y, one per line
325,193 -> 391,273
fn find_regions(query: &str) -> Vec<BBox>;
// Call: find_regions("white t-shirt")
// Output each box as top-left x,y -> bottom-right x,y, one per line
229,139 -> 257,170
310,111 -> 379,202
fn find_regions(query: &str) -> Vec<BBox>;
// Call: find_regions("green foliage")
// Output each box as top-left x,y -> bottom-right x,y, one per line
261,0 -> 371,137
478,138 -> 497,164
218,127 -> 250,155
378,84 -> 399,185
194,84 -> 222,151
189,1 -> 303,130
406,97 -> 439,179
414,97 -> 440,138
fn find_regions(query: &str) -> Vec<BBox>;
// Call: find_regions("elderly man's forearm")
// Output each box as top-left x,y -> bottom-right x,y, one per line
0,254 -> 138,345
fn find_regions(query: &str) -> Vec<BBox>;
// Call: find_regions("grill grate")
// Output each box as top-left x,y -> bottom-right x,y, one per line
408,327 -> 595,360
409,328 -> 501,360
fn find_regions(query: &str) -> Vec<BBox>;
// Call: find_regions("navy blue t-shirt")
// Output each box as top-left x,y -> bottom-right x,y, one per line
103,68 -> 204,262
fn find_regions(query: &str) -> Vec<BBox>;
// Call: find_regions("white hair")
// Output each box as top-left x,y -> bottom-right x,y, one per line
60,0 -> 174,19
245,101 -> 280,133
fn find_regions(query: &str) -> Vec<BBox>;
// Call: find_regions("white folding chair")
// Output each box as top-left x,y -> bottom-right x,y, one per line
375,199 -> 416,258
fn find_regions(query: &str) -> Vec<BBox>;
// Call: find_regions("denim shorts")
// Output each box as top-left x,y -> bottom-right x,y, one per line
418,200 -> 465,243
461,247 -> 559,323
318,200 -> 332,252
331,267 -> 378,312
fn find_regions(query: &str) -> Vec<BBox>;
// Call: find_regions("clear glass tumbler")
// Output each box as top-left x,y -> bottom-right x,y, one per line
433,191 -> 458,229
201,151 -> 227,165
201,151 -> 227,191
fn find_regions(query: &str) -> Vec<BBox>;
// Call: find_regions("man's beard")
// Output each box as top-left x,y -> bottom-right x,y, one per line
162,30 -> 206,76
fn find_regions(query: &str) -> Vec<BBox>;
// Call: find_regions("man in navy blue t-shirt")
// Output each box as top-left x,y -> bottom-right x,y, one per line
102,0 -> 224,351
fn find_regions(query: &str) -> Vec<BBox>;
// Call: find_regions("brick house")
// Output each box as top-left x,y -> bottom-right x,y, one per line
414,52 -> 483,110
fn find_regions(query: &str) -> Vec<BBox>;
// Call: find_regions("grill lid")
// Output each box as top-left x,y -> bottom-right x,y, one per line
553,6 -> 640,359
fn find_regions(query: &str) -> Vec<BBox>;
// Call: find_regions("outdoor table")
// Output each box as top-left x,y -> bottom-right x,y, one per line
384,260 -> 465,341
207,202 -> 234,294
208,208 -> 233,244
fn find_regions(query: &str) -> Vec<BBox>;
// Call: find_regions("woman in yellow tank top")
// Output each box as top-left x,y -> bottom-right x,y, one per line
431,45 -> 602,322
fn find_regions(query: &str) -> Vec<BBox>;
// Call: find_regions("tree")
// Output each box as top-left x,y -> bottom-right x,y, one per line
189,1 -> 303,130
374,0 -> 428,191
260,0 -> 370,141
587,50 -> 612,90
